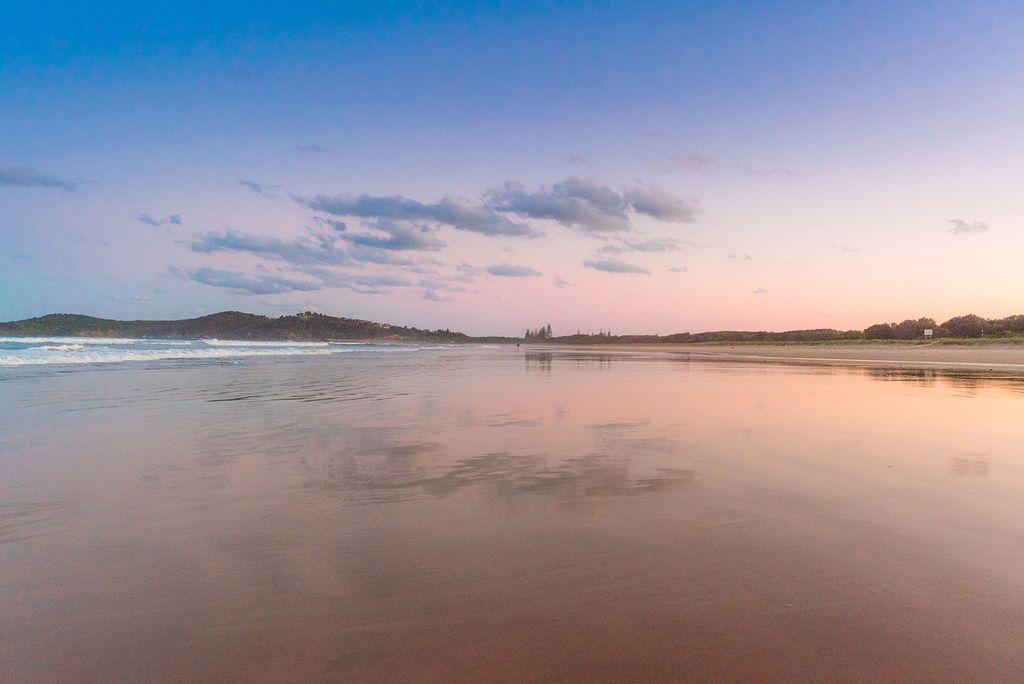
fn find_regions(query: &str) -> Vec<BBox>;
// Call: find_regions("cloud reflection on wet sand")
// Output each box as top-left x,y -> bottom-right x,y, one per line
2,348 -> 1024,680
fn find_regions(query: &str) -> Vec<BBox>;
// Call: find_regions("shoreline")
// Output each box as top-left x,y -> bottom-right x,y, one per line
528,342 -> 1024,372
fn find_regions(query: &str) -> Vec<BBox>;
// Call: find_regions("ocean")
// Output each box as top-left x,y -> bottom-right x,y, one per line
0,336 -> 440,367
2,343 -> 1024,680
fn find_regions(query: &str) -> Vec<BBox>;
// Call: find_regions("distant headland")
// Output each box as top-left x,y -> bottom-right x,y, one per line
1,311 -> 1022,344
0,311 -> 484,343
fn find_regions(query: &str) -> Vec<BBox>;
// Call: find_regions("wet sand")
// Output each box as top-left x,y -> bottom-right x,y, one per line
2,348 -> 1024,681
550,342 -> 1024,371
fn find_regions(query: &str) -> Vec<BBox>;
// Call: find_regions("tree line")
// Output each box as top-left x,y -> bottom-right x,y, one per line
524,324 -> 553,340
519,314 -> 1024,343
863,314 -> 1024,339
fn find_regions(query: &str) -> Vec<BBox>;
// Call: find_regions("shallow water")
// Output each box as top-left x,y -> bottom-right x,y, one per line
2,346 -> 1024,681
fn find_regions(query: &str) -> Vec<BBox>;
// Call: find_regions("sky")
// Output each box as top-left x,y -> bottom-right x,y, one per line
2,1 -> 1023,335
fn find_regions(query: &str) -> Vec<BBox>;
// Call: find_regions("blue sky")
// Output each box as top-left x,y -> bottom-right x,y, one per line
3,1 -> 1023,334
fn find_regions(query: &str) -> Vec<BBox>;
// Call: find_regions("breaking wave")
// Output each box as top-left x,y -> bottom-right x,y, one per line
201,339 -> 330,348
0,336 -> 192,346
0,337 -> 423,367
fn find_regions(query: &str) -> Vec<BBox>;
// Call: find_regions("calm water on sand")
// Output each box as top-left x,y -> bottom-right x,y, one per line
2,346 -> 1024,681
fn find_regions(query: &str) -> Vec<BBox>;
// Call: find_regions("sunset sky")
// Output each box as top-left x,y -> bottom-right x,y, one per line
2,1 -> 1023,335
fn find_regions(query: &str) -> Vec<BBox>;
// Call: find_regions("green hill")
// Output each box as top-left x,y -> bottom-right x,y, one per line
0,311 -> 486,343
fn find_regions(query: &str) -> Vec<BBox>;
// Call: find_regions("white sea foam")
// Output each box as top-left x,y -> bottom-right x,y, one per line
201,339 -> 330,347
0,346 -> 344,367
0,336 -> 193,346
0,336 -> 430,367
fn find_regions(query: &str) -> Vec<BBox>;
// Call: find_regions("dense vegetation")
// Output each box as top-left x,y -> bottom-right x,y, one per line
527,313 -> 1024,344
546,328 -> 864,344
861,314 -> 1024,339
0,311 -> 492,343
4,311 -> 1024,345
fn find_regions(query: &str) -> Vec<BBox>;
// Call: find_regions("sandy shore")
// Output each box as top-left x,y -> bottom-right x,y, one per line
542,342 -> 1024,371
8,343 -> 1024,680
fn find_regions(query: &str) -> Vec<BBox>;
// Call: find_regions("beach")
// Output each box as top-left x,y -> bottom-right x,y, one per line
543,342 -> 1024,371
9,3 -> 1024,680
2,345 -> 1024,680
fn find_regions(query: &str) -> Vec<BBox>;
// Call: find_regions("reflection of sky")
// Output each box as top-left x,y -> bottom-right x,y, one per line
3,3 -> 1024,334
4,349 -> 1024,678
